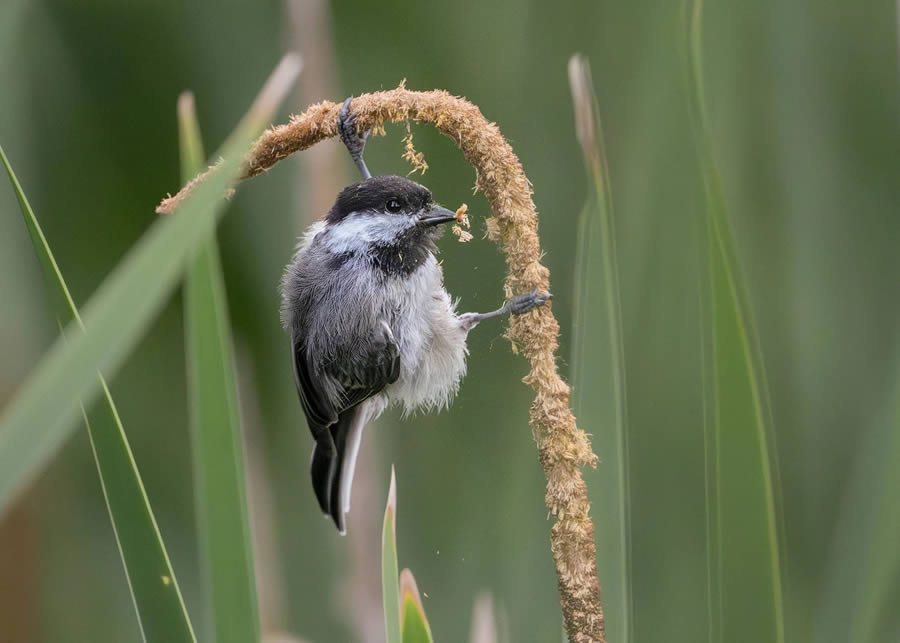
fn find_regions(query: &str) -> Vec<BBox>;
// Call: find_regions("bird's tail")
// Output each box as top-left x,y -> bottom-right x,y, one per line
310,438 -> 336,515
310,403 -> 369,534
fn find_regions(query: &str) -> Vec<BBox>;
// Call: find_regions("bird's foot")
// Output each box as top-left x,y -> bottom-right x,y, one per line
338,97 -> 372,180
458,289 -> 552,332
507,289 -> 553,315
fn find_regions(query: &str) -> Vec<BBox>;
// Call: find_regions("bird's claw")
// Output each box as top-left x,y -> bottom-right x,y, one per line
338,97 -> 372,179
508,289 -> 553,315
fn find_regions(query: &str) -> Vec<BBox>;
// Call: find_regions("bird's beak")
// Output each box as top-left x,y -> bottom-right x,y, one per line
417,206 -> 457,227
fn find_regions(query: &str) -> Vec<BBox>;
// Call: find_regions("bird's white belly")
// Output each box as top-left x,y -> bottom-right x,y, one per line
382,259 -> 468,415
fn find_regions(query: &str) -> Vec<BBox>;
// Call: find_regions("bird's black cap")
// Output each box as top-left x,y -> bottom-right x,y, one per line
326,175 -> 433,224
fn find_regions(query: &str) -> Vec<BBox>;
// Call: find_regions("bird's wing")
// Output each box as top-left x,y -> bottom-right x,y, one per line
327,322 -> 401,411
290,321 -> 400,430
290,330 -> 337,439
293,322 -> 400,531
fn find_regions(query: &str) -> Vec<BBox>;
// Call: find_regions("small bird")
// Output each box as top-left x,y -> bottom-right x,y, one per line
280,98 -> 551,533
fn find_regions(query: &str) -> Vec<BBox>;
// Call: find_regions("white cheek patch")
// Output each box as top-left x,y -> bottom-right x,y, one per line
368,214 -> 416,244
322,213 -> 416,254
323,215 -> 374,253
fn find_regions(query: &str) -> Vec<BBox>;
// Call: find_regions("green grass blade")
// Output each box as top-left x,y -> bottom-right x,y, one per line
567,54 -> 632,643
383,467 -> 402,643
399,569 -> 434,643
179,92 -> 260,643
683,3 -> 785,642
1,145 -> 196,643
816,371 -> 900,643
0,148 -> 78,321
0,53 -> 301,515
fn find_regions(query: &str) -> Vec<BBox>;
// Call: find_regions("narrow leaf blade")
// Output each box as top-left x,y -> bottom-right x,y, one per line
816,374 -> 900,643
0,53 -> 301,514
567,53 -> 632,643
180,93 -> 259,643
399,568 -> 434,643
683,3 -> 786,642
1,144 -> 196,643
383,467 -> 401,643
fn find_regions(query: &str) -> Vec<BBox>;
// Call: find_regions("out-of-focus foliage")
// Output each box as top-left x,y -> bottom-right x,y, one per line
179,94 -> 259,643
380,472 -> 435,643
684,2 -> 785,640
567,54 -> 632,643
0,63 -> 286,513
1,0 -> 898,641
380,474 -> 436,643
1,144 -> 196,643
815,368 -> 900,643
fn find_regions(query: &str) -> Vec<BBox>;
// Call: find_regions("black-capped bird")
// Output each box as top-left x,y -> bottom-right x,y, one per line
280,98 -> 551,533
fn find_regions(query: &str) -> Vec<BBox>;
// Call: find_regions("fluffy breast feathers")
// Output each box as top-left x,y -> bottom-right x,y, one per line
280,222 -> 469,418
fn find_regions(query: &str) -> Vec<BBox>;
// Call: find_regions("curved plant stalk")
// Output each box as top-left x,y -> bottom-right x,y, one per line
158,87 -> 605,642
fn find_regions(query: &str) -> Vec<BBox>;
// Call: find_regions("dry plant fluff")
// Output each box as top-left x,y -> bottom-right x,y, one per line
158,87 -> 605,643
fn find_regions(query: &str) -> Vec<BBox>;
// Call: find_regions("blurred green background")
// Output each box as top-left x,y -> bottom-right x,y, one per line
1,0 -> 898,642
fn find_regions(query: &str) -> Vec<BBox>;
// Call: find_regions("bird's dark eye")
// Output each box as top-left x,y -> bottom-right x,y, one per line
385,198 -> 402,213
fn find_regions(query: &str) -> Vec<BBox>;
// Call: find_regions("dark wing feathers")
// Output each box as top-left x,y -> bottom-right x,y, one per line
330,334 -> 401,410
290,331 -> 336,433
291,324 -> 400,530
291,325 -> 400,426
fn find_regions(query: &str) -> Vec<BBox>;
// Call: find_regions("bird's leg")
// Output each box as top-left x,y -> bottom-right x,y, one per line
460,289 -> 553,331
338,97 -> 372,180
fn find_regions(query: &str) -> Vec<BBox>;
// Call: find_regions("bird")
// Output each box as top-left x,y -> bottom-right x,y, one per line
280,97 -> 551,533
